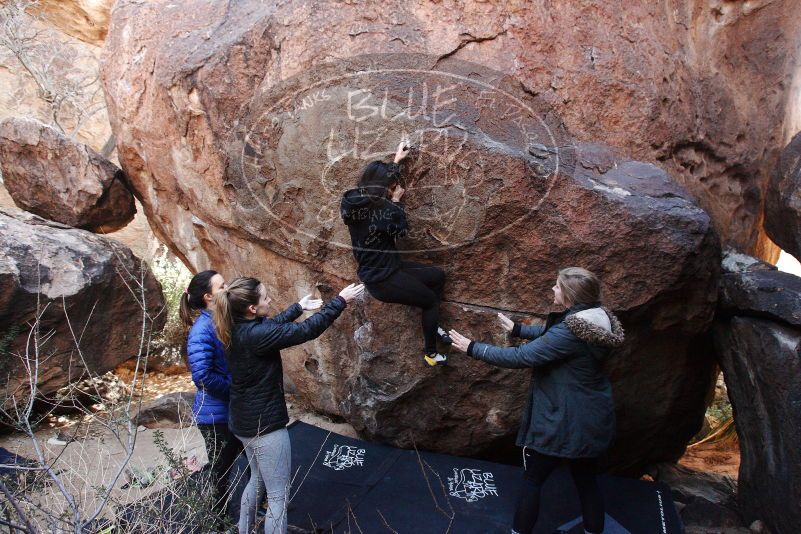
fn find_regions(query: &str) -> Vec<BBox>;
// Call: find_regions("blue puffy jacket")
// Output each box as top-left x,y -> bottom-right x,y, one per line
187,310 -> 230,425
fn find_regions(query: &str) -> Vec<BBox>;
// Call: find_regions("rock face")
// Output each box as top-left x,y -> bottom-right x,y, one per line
0,3 -> 111,153
0,208 -> 165,405
100,0 -> 732,471
714,266 -> 801,534
0,117 -> 135,232
133,392 -> 195,429
102,0 -> 801,254
652,463 -> 745,531
33,0 -> 114,46
765,131 -> 801,261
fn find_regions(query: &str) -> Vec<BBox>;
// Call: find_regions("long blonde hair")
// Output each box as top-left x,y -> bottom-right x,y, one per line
557,267 -> 602,307
212,277 -> 261,347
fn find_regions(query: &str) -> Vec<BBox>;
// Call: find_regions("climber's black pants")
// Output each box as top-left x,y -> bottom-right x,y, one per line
512,448 -> 605,534
365,261 -> 445,353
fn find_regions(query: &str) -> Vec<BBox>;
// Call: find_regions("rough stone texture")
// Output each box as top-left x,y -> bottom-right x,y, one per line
713,268 -> 801,534
721,247 -> 777,274
0,207 -> 166,405
719,270 -> 801,327
765,131 -> 801,261
0,7 -> 111,153
104,0 -> 801,255
0,116 -> 135,232
32,0 -> 113,46
133,392 -> 195,429
99,0 -> 733,472
652,462 -> 738,508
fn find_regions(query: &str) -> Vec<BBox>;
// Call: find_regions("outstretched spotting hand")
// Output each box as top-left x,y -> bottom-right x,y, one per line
298,294 -> 323,311
338,283 -> 365,303
497,312 -> 514,333
393,140 -> 410,163
448,329 -> 472,353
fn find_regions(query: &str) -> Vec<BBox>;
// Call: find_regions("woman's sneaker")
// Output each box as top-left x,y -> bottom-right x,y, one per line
424,353 -> 448,367
436,326 -> 453,344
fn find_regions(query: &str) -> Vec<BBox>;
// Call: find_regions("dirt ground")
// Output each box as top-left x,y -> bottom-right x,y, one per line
0,367 -> 357,528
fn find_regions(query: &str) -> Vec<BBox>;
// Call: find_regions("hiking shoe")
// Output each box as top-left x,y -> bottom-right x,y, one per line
436,326 -> 453,344
424,353 -> 448,366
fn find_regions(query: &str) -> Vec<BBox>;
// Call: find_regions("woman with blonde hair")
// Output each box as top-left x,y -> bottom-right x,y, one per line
449,267 -> 624,534
213,277 -> 364,534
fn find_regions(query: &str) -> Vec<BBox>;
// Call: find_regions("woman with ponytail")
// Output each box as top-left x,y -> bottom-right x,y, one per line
213,277 -> 364,534
182,270 -> 242,525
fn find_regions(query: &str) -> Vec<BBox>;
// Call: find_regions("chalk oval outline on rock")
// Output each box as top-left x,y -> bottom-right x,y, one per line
238,55 -> 575,255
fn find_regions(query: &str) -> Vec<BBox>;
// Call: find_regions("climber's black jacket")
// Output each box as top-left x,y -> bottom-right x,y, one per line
340,164 -> 409,284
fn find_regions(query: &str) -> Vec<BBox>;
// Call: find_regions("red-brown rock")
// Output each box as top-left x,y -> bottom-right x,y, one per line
0,116 -> 135,232
0,208 -> 165,406
99,0 -> 742,471
765,131 -> 801,261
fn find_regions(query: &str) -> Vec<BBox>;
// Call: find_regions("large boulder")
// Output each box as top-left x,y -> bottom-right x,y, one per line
0,208 -> 166,406
0,116 -> 135,232
101,0 -> 801,253
100,0 -> 731,472
765,131 -> 801,261
713,265 -> 801,534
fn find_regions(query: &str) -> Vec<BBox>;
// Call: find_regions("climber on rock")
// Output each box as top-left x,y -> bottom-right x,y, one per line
340,140 -> 452,367
448,268 -> 625,534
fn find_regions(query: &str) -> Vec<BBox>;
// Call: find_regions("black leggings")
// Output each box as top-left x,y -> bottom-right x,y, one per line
198,423 -> 244,518
513,448 -> 604,534
365,261 -> 445,353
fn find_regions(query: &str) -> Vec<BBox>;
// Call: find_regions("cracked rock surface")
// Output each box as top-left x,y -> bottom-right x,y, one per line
95,0 -> 801,471
0,208 -> 165,405
0,117 -> 135,233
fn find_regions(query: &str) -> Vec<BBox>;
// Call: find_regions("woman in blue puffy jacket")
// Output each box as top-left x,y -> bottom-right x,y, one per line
180,269 -> 242,522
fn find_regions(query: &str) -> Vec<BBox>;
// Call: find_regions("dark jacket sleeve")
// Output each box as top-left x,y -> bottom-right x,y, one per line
253,297 -> 347,353
271,303 -> 303,324
468,323 -> 578,369
512,323 -> 546,339
187,326 -> 230,400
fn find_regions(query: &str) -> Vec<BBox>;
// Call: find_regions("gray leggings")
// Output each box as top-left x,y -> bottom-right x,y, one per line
235,428 -> 291,534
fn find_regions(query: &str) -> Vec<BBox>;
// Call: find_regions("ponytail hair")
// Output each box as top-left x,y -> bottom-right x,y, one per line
212,277 -> 262,348
179,270 -> 219,327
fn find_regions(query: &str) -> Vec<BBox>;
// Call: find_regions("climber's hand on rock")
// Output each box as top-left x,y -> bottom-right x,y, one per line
339,283 -> 365,303
299,294 -> 323,311
497,312 -> 514,332
448,329 -> 471,353
394,140 -> 410,163
390,183 -> 405,202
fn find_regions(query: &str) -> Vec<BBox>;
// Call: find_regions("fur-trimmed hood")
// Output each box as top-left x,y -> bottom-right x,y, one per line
564,306 -> 624,349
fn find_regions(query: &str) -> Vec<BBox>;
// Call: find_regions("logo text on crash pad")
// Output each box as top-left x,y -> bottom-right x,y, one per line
322,444 -> 366,471
448,467 -> 499,502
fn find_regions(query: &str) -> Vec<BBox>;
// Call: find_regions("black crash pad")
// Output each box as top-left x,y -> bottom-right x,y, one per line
285,421 -> 683,534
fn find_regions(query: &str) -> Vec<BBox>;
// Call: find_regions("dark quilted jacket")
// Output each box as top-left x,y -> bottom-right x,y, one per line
187,310 -> 230,425
227,297 -> 347,438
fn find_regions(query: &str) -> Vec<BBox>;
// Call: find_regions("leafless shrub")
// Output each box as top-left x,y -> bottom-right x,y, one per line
0,0 -> 105,138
